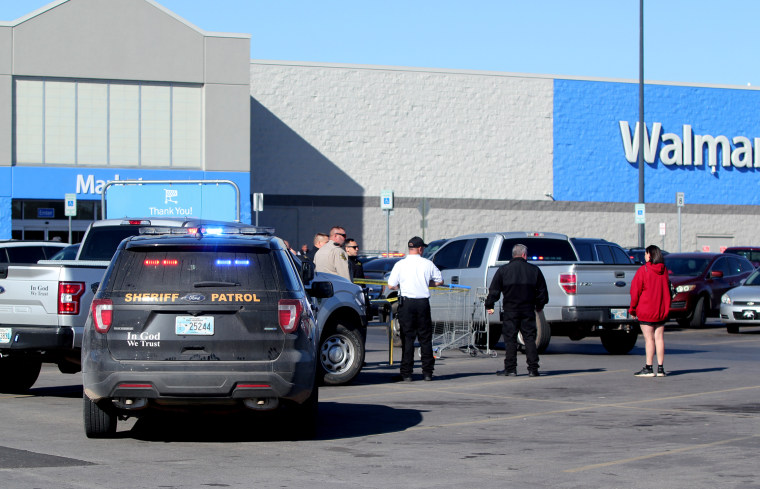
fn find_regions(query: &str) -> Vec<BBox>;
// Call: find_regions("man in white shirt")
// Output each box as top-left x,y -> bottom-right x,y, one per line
387,236 -> 443,382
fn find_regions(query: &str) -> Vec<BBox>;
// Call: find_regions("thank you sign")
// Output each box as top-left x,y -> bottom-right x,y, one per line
103,180 -> 240,221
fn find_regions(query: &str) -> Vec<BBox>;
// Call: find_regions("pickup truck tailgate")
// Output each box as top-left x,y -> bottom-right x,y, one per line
0,265 -> 62,327
567,263 -> 636,307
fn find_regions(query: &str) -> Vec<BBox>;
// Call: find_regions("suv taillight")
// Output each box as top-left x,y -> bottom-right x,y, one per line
278,299 -> 303,334
92,299 -> 113,333
559,273 -> 577,295
58,282 -> 85,315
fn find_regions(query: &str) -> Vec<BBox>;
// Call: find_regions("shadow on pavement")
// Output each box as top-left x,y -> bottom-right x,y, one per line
126,401 -> 423,442
27,384 -> 83,398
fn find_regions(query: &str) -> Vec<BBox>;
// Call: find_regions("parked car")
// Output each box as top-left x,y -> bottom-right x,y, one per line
362,257 -> 403,302
48,243 -> 80,260
665,252 -> 754,328
720,269 -> 760,333
570,238 -> 633,264
0,240 -> 68,265
626,247 -> 669,265
723,247 -> 760,268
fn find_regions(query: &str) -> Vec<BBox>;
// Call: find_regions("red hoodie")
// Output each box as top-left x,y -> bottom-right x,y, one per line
629,262 -> 671,323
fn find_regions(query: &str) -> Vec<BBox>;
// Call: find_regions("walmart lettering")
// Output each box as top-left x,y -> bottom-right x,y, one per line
619,121 -> 760,170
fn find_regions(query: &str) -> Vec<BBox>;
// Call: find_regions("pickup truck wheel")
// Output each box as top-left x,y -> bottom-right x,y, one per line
0,357 -> 41,393
689,297 -> 707,328
83,395 -> 117,438
318,324 -> 364,386
600,330 -> 639,354
517,310 -> 551,353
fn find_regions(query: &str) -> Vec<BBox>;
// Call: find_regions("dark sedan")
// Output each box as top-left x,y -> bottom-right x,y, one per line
665,252 -> 754,327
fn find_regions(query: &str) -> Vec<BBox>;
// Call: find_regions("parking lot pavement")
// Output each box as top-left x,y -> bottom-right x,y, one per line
2,321 -> 760,489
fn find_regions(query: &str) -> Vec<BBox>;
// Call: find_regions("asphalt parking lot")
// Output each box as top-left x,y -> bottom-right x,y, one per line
1,320 -> 759,489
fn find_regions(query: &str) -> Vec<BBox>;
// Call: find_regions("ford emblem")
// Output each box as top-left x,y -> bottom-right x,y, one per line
0,286 -> 4,294
181,293 -> 205,302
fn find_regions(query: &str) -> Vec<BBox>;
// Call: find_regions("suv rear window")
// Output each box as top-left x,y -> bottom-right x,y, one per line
106,245 -> 291,292
498,238 -> 577,262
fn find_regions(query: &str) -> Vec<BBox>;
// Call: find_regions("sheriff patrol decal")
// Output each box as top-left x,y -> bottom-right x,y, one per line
124,292 -> 260,302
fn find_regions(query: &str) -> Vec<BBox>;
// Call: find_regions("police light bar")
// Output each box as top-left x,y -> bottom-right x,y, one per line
139,225 -> 275,236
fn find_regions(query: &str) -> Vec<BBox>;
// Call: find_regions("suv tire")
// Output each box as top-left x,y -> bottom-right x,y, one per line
83,395 -> 117,438
318,324 -> 364,385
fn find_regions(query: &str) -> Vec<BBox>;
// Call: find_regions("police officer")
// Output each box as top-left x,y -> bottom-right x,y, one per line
387,236 -> 443,382
345,238 -> 364,281
485,243 -> 548,377
314,226 -> 350,280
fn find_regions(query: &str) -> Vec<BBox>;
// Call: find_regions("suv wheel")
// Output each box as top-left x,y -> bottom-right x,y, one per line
318,324 -> 364,385
0,357 -> 41,393
83,395 -> 117,438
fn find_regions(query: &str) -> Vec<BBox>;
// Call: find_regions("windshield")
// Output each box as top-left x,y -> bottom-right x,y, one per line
744,270 -> 760,286
665,256 -> 710,277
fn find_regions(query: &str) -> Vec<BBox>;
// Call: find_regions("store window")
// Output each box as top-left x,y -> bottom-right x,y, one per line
14,78 -> 202,168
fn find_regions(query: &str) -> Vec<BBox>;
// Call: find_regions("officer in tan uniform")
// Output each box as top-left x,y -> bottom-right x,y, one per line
314,226 -> 351,280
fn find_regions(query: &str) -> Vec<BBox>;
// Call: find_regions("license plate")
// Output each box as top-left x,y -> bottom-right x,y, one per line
0,328 -> 11,344
741,310 -> 757,320
175,316 -> 214,336
610,308 -> 628,320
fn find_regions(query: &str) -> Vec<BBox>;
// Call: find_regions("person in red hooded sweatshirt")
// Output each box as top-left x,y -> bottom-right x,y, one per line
629,245 -> 671,377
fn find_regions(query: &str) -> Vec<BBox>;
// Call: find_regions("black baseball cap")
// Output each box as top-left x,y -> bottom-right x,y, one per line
408,236 -> 428,248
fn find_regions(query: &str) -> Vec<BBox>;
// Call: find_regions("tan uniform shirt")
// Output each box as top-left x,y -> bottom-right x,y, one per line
314,240 -> 351,280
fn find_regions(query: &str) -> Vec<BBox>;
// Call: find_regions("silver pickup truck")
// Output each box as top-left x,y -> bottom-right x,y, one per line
429,232 -> 640,354
0,218 -> 367,392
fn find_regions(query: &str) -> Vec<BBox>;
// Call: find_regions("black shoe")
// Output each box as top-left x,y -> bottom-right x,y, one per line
423,374 -> 433,381
496,370 -> 517,376
392,374 -> 413,382
634,366 -> 655,378
528,370 -> 540,377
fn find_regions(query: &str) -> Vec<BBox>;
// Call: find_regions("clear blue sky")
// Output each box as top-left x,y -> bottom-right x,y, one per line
4,0 -> 759,87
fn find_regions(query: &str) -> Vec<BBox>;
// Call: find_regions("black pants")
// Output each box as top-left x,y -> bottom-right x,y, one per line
398,297 -> 434,376
502,310 -> 539,372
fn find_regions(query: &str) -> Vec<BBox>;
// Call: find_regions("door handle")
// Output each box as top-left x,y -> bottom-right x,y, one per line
451,276 -> 459,284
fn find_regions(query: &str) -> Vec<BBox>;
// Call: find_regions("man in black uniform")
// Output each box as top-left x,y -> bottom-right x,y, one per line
485,243 -> 549,377
345,238 -> 365,281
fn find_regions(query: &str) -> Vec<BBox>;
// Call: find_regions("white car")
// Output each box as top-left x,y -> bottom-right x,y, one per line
0,240 -> 68,264
720,269 -> 760,333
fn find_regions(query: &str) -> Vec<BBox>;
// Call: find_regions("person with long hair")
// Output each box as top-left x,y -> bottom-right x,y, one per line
629,245 -> 672,377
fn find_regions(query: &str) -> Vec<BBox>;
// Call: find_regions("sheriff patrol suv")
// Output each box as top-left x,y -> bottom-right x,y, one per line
82,225 -> 323,438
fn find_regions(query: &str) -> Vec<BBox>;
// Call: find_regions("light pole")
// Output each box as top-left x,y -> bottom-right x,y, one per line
637,0 -> 646,248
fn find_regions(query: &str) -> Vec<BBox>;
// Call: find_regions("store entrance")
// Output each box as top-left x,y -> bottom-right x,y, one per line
12,220 -> 90,244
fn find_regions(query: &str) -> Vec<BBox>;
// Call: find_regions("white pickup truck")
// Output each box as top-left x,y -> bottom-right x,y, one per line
0,218 -> 367,392
429,232 -> 640,354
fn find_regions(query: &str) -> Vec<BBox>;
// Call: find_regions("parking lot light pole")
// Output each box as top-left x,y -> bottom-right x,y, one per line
638,0 -> 646,249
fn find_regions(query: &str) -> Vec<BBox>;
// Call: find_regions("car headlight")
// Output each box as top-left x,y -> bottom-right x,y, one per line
721,294 -> 732,305
676,284 -> 696,293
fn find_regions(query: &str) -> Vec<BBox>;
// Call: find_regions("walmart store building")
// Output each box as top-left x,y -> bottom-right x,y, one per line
3,0 -> 760,252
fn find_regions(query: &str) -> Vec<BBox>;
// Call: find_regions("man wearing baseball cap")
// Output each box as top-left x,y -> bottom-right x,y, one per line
387,236 -> 444,381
